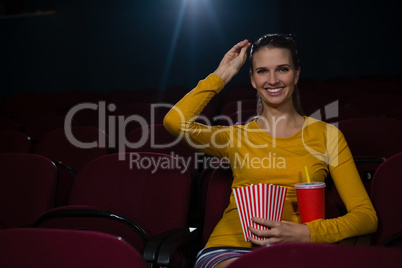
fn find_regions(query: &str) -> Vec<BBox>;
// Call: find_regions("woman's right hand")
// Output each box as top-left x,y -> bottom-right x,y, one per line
213,39 -> 251,85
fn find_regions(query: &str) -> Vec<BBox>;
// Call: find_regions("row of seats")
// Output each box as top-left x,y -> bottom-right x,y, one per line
2,74 -> 400,109
1,151 -> 401,267
3,116 -> 402,156
1,94 -> 401,141
0,75 -> 401,127
1,117 -> 402,207
0,152 -> 197,267
220,94 -> 402,124
1,228 -> 400,268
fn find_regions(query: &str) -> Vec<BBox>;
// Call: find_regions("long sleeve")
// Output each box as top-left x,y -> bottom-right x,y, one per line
305,124 -> 378,243
163,73 -> 231,157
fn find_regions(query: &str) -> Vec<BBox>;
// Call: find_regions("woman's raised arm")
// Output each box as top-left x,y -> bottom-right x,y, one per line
213,39 -> 251,85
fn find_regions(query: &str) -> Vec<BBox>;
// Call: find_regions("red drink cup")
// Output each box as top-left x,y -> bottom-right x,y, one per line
295,182 -> 326,224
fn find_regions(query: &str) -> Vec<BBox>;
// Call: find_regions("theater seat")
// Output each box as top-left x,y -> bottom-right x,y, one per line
227,243 -> 401,268
0,153 -> 57,229
371,152 -> 402,247
35,126 -> 109,206
0,228 -> 147,268
34,152 -> 198,267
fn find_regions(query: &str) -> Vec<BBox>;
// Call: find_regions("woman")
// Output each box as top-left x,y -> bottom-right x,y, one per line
164,34 -> 377,268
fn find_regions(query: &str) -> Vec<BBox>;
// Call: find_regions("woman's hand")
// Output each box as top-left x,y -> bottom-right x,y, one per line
248,217 -> 311,246
213,39 -> 251,85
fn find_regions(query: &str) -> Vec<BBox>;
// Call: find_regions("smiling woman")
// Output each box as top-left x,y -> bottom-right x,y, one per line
163,34 -> 377,268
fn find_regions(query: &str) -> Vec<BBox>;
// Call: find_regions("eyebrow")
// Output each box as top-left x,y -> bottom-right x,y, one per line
254,64 -> 291,70
276,64 -> 291,68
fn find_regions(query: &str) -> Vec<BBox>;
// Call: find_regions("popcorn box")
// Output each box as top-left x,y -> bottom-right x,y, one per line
233,183 -> 287,241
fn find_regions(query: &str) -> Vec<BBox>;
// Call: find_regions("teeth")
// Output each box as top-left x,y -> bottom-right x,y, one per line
266,87 -> 284,93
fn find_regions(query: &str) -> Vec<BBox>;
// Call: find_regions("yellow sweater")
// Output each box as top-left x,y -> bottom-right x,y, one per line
164,73 -> 377,247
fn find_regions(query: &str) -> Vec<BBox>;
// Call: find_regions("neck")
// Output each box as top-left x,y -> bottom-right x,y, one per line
257,105 -> 304,138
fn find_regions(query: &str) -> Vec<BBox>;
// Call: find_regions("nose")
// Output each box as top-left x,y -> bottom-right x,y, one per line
267,72 -> 279,85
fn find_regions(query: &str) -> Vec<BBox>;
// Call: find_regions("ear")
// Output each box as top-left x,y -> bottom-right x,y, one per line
250,71 -> 257,89
294,67 -> 301,85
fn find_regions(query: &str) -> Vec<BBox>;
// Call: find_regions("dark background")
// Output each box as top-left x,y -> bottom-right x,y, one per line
1,0 -> 401,98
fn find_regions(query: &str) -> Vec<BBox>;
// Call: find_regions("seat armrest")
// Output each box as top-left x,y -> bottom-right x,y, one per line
143,228 -> 190,265
33,206 -> 149,244
154,227 -> 200,268
337,234 -> 373,246
384,231 -> 402,247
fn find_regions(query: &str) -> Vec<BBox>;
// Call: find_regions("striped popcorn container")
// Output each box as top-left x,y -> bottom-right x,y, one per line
233,183 -> 288,241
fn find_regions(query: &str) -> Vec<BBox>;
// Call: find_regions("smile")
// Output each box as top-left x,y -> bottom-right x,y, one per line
265,87 -> 284,93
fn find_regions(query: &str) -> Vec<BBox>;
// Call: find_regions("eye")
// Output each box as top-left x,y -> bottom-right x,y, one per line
278,67 -> 289,73
256,69 -> 267,74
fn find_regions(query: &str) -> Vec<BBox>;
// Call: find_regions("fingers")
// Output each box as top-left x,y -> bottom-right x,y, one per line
248,218 -> 282,245
248,219 -> 311,245
237,39 -> 251,48
249,226 -> 270,238
251,217 -> 280,228
249,224 -> 280,237
234,39 -> 250,48
248,236 -> 268,246
238,41 -> 251,60
248,218 -> 281,238
248,227 -> 282,246
248,236 -> 278,247
229,39 -> 251,54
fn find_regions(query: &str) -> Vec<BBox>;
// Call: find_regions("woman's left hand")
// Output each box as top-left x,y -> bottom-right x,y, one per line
248,217 -> 311,246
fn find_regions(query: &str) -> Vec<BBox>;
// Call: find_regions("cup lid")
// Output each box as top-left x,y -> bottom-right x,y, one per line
294,181 -> 326,189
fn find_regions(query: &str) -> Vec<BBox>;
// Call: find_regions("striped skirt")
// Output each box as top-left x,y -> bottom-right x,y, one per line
194,247 -> 252,268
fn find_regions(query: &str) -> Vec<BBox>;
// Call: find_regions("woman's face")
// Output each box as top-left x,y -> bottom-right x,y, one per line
250,47 -> 300,110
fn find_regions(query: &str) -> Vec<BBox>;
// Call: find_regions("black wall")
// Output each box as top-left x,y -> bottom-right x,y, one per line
1,0 -> 401,98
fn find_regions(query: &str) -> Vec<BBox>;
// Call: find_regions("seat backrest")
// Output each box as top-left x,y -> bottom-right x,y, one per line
0,130 -> 31,153
221,99 -> 257,118
221,84 -> 257,105
126,124 -> 201,176
0,228 -> 147,268
24,115 -> 67,143
387,105 -> 402,121
0,153 -> 57,228
35,126 -> 109,172
338,118 -> 402,158
349,94 -> 402,117
324,156 -> 384,219
371,152 -> 402,246
0,117 -> 20,131
113,102 -> 157,134
35,126 -> 108,207
68,152 -> 192,236
227,243 -> 401,268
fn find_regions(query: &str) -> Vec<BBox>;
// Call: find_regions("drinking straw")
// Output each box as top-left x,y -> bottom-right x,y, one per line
304,165 -> 311,184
